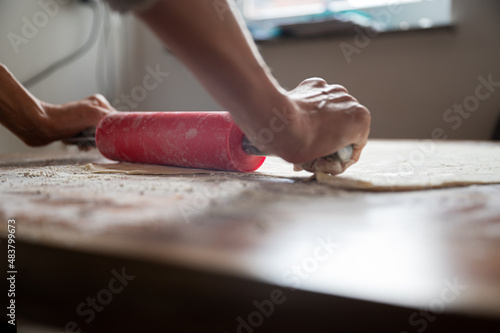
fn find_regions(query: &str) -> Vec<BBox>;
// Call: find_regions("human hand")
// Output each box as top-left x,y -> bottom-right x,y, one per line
41,95 -> 115,146
0,64 -> 115,147
269,78 -> 371,175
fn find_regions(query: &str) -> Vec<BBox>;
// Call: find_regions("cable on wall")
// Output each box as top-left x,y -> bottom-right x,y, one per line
21,1 -> 102,88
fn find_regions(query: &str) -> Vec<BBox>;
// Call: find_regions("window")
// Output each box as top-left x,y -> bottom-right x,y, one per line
238,0 -> 453,40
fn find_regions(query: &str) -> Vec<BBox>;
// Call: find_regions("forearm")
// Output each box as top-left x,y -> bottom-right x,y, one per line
0,63 -> 114,146
0,64 -> 49,145
136,0 -> 370,169
137,0 -> 289,140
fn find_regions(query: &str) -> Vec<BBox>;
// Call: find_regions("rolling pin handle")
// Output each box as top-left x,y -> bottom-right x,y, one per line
242,136 -> 354,163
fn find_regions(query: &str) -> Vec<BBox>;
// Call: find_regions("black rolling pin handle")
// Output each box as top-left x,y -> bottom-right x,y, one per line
62,127 -> 97,147
242,136 -> 354,163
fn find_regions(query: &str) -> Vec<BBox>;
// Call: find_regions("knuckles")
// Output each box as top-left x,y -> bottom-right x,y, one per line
300,77 -> 328,88
86,94 -> 106,107
323,84 -> 349,94
351,104 -> 371,128
0,63 -> 8,74
329,93 -> 358,104
85,94 -> 115,112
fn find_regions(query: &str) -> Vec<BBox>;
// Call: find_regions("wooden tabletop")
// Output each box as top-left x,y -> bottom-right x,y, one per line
1,141 -> 500,332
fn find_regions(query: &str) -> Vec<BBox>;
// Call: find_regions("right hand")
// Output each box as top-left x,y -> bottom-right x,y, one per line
266,78 -> 371,175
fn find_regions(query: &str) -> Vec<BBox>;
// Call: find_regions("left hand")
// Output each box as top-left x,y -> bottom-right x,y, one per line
0,64 -> 115,147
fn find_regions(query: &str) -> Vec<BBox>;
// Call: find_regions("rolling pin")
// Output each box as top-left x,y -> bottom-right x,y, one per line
67,111 -> 353,172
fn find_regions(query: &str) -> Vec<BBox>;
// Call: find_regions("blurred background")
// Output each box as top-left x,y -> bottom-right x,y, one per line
1,0 -> 499,153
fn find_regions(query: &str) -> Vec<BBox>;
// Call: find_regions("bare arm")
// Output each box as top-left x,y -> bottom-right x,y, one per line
0,63 -> 114,146
137,1 -> 286,143
137,0 -> 370,170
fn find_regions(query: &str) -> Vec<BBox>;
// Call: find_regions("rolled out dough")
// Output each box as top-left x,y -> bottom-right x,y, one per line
316,140 -> 500,191
82,162 -> 213,175
82,157 -> 312,178
83,140 -> 500,192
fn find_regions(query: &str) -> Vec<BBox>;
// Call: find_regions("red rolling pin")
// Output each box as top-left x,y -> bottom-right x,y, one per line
95,111 -> 265,172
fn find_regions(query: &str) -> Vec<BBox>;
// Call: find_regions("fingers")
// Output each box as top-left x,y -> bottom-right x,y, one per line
74,95 -> 116,127
318,94 -> 359,111
43,95 -> 116,143
319,84 -> 348,95
349,104 -> 371,146
1,61 -> 116,146
86,94 -> 115,111
334,105 -> 370,171
285,77 -> 370,174
300,77 -> 328,88
296,145 -> 364,175
298,77 -> 348,94
81,94 -> 116,122
290,78 -> 348,98
297,157 -> 344,175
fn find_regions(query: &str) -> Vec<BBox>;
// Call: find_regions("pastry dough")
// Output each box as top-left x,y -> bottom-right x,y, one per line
316,140 -> 500,191
82,157 -> 312,178
82,162 -> 213,175
83,140 -> 500,192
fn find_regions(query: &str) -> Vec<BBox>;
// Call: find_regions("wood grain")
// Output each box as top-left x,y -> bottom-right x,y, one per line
1,141 -> 500,332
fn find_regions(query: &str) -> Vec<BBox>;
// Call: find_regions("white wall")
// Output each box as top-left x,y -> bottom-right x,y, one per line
116,18 -> 221,113
0,0 -> 126,153
126,0 -> 500,140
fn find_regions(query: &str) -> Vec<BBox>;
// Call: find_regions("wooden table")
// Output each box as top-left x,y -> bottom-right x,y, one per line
1,142 -> 499,332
